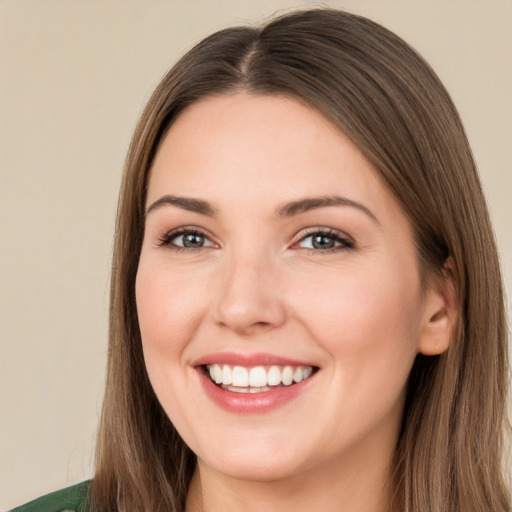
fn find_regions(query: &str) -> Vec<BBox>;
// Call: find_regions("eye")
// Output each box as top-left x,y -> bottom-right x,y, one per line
296,229 -> 354,252
158,228 -> 215,250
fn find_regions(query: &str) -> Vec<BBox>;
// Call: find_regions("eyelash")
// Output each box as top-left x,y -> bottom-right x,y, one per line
294,228 -> 355,253
157,227 -> 355,254
157,227 -> 212,253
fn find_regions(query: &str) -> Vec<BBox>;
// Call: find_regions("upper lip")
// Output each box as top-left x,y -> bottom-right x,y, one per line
192,352 -> 317,368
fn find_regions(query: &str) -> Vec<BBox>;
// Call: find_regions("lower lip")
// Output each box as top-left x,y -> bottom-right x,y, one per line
197,368 -> 316,414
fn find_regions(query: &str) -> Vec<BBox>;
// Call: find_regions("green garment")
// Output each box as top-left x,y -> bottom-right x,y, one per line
9,481 -> 91,512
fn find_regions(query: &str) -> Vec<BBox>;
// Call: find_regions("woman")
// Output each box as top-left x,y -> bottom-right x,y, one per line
12,8 -> 509,512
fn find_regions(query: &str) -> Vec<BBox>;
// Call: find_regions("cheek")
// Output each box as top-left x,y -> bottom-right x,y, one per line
291,257 -> 423,375
135,259 -> 209,425
135,261 -> 209,357
294,260 -> 423,436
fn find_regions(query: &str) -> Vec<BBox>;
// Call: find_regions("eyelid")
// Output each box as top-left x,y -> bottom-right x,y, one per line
157,226 -> 217,249
292,227 -> 355,251
155,225 -> 354,252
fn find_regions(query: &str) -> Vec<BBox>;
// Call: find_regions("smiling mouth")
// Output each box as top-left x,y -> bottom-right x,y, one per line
204,364 -> 317,393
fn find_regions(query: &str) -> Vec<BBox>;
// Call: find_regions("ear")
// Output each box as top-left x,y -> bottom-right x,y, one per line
418,258 -> 458,356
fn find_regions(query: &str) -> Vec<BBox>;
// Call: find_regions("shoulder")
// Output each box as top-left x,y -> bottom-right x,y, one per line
9,481 -> 92,512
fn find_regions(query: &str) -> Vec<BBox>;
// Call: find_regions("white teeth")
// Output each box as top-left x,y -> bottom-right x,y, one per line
222,365 -> 233,385
282,366 -> 293,386
249,366 -> 267,387
231,366 -> 249,387
293,367 -> 303,383
267,365 -> 282,386
211,364 -> 223,384
206,363 -> 315,390
225,385 -> 272,393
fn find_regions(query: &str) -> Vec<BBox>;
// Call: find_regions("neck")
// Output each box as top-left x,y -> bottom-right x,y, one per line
185,439 -> 398,512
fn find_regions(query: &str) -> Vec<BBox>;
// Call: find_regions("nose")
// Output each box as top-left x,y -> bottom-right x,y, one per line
213,252 -> 287,335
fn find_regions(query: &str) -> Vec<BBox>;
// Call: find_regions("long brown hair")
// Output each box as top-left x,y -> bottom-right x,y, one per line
92,8 -> 509,511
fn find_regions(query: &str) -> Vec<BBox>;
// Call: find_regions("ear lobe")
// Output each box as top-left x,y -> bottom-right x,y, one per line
418,258 -> 458,356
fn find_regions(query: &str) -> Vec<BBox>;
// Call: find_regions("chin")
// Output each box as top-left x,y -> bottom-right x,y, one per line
206,455 -> 303,483
194,433 -> 310,482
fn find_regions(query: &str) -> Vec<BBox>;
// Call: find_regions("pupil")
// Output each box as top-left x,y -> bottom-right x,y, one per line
312,234 -> 334,249
183,233 -> 204,248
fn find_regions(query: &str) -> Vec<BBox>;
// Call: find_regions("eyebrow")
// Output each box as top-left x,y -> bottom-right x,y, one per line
145,194 -> 378,224
276,195 -> 379,224
145,195 -> 216,217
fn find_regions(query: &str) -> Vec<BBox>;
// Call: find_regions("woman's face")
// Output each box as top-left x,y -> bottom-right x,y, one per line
136,94 -> 438,483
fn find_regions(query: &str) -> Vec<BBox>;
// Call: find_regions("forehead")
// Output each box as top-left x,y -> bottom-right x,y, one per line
147,93 -> 403,227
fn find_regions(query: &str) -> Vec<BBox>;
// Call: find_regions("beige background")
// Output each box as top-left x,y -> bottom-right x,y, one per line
1,0 -> 510,509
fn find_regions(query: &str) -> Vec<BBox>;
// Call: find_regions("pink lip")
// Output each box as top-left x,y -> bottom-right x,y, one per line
193,352 -> 319,414
193,351 -> 315,368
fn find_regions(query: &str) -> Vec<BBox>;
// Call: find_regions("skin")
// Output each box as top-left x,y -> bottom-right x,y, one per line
136,94 -> 455,512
